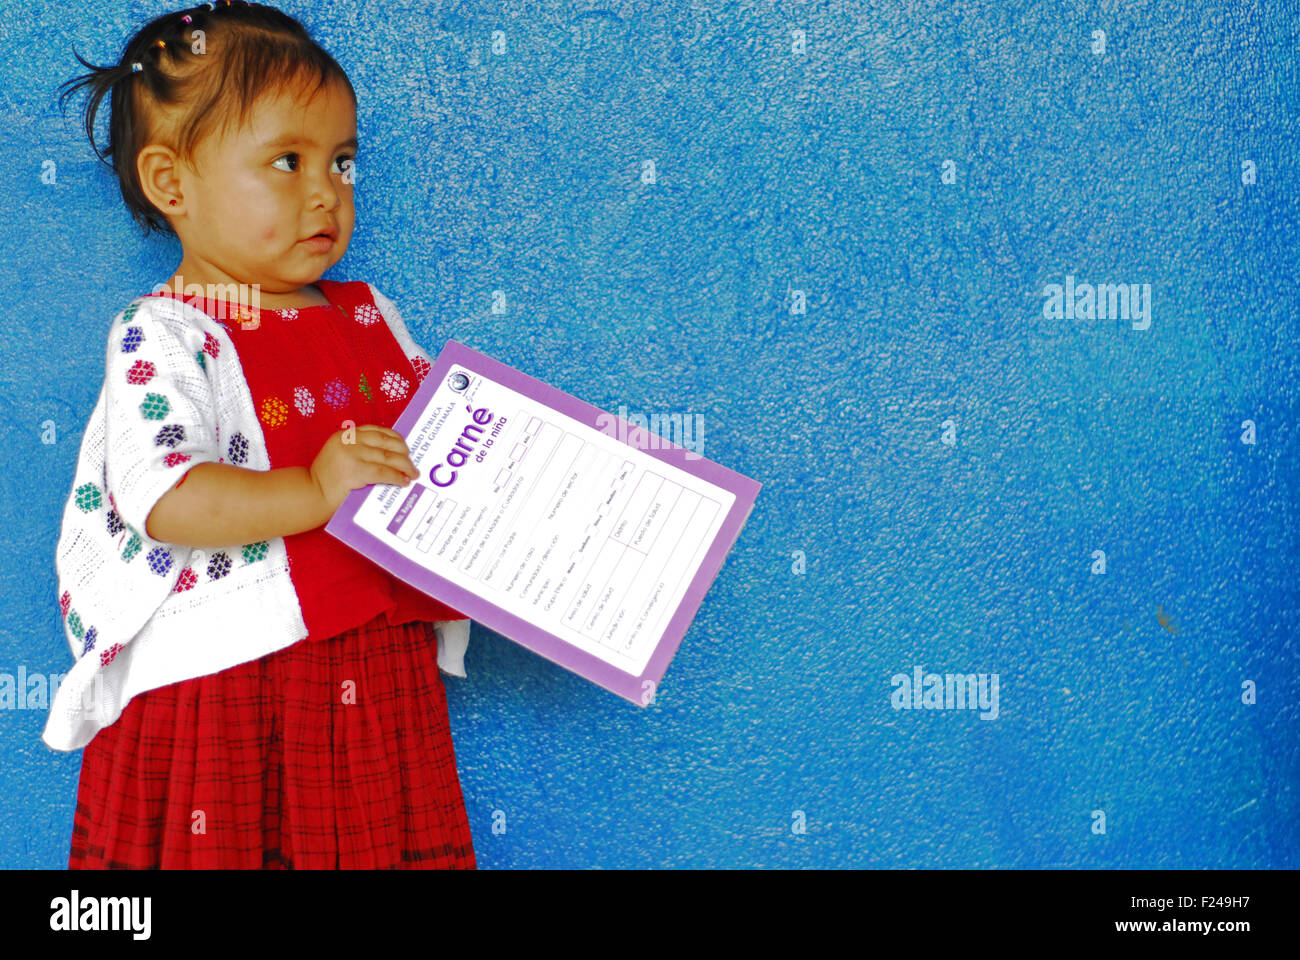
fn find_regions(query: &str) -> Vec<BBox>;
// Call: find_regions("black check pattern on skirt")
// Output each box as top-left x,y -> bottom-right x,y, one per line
68,610 -> 476,869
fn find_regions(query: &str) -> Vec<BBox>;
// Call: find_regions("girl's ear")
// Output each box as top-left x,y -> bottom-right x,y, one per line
137,144 -> 185,216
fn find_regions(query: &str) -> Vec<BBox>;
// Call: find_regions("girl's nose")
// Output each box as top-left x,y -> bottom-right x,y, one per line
305,168 -> 344,209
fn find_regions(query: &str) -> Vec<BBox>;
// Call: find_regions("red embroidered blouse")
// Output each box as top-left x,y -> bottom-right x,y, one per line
147,279 -> 462,641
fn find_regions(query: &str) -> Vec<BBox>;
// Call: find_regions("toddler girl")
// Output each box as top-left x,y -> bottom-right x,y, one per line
46,0 -> 476,869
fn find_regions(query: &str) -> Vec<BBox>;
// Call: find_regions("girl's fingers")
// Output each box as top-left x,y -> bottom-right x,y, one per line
356,441 -> 418,479
355,424 -> 405,448
382,466 -> 414,486
354,426 -> 417,474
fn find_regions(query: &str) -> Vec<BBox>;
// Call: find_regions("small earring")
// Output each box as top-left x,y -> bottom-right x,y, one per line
169,199 -> 178,206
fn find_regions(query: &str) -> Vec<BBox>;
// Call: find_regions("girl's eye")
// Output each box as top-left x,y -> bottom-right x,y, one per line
270,153 -> 355,174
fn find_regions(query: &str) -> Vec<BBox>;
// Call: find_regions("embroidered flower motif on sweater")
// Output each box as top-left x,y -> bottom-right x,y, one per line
146,547 -> 174,576
126,360 -> 155,385
359,372 -> 373,402
207,551 -> 232,579
228,432 -> 248,464
353,303 -> 381,326
259,396 -> 289,429
122,327 -> 144,353
74,483 -> 102,513
323,378 -> 349,408
82,627 -> 96,656
411,355 -> 430,382
174,568 -> 197,592
140,392 -> 170,420
380,370 -> 410,401
293,386 -> 315,416
155,424 -> 185,448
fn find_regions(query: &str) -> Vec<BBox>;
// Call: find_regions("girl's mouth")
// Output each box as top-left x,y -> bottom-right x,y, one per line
300,234 -> 334,253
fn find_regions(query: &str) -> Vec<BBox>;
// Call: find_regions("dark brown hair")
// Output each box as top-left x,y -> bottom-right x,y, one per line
57,1 -> 355,237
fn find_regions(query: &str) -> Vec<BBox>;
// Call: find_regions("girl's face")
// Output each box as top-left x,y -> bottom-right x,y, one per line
157,76 -> 357,300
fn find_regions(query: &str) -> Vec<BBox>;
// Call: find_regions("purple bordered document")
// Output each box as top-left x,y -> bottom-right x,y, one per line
325,340 -> 761,706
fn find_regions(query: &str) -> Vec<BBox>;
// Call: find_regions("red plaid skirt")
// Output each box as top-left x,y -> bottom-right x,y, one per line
68,610 -> 476,869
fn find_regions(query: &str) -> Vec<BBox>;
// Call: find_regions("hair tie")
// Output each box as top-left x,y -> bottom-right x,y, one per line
182,14 -> 192,24
131,62 -> 142,72
155,39 -> 166,49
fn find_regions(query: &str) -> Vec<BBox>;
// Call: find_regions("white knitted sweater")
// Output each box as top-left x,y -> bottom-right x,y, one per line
42,284 -> 471,753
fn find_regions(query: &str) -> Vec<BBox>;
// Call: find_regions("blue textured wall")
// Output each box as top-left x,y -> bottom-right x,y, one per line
1,0 -> 1296,868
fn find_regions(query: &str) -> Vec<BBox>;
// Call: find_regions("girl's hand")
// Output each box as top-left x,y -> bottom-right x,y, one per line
310,425 -> 418,515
